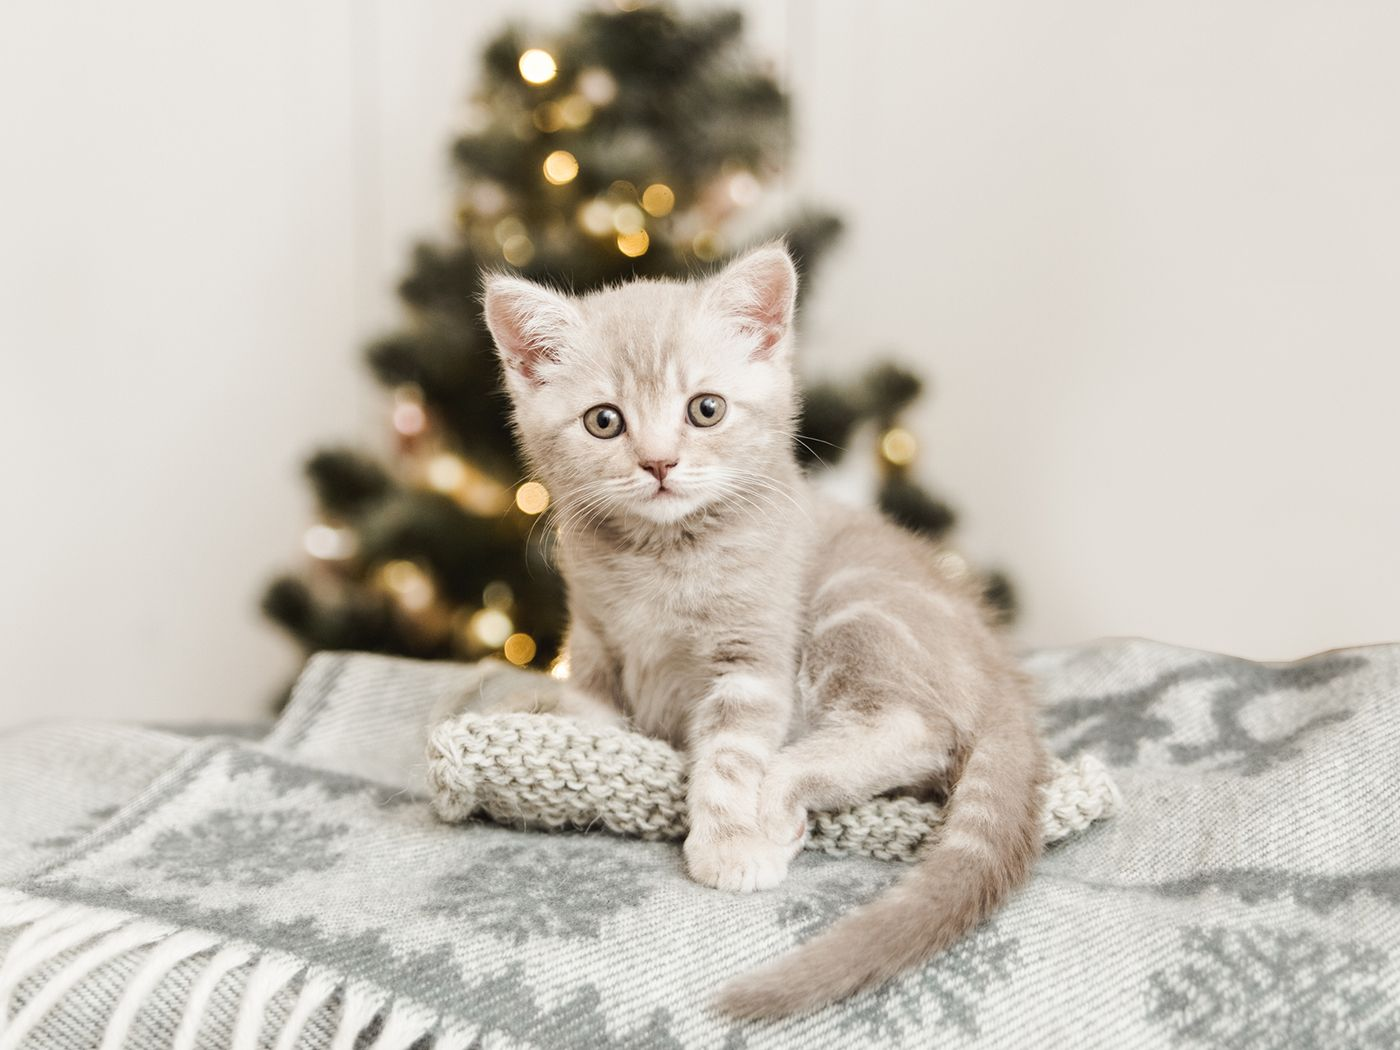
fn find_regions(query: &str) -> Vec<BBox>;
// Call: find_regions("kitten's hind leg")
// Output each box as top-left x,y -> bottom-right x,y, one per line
756,711 -> 953,845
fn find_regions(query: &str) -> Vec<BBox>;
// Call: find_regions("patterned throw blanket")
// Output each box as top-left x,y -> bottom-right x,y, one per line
1,640 -> 1397,1048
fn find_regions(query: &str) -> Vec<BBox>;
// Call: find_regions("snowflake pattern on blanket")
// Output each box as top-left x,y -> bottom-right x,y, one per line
1,639 -> 1396,1050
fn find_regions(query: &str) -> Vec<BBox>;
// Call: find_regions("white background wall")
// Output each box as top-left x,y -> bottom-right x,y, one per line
2,1 -> 1396,729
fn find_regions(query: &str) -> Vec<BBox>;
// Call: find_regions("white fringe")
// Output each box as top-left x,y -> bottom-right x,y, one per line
170,944 -> 253,1050
271,969 -> 339,1050
329,981 -> 386,1050
0,906 -> 128,1019
99,929 -> 218,1050
0,893 -> 63,932
0,920 -> 169,1050
0,891 -> 465,1050
231,951 -> 304,1050
366,998 -> 440,1050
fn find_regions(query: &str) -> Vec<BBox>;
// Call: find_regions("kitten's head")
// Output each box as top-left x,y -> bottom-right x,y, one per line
484,245 -> 799,526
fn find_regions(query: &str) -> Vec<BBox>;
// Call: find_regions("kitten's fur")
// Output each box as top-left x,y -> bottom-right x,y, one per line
484,246 -> 1046,1019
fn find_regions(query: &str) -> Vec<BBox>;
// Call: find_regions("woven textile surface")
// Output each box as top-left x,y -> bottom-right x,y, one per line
1,640 -> 1398,1048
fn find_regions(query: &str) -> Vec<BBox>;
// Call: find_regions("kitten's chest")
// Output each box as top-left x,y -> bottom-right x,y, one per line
568,540 -> 751,738
588,551 -> 716,741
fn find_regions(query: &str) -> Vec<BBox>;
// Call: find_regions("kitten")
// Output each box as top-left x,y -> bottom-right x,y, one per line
483,245 -> 1046,1019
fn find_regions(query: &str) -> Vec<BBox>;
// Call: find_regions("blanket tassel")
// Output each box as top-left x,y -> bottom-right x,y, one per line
0,890 -> 463,1050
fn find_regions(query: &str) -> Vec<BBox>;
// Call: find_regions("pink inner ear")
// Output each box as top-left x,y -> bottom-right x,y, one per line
716,249 -> 797,360
484,280 -> 572,385
504,328 -> 559,384
740,300 -> 789,359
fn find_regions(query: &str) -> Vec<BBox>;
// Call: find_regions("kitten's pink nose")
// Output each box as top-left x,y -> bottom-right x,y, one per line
640,459 -> 677,484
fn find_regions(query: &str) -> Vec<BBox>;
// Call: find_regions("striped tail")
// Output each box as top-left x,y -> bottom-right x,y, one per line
715,716 -> 1045,1019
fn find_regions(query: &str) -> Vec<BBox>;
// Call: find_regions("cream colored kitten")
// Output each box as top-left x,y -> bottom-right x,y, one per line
484,245 -> 1046,1019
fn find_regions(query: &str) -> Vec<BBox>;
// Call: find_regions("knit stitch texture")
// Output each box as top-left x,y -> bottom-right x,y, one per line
426,711 -> 1120,859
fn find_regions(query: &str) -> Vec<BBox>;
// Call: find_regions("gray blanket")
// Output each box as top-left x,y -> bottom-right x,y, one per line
1,639 -> 1397,1048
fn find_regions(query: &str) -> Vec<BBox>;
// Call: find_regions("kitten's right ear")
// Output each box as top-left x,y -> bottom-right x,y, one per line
483,275 -> 580,386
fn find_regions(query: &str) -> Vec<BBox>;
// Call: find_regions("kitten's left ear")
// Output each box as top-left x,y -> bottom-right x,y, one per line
707,243 -> 798,361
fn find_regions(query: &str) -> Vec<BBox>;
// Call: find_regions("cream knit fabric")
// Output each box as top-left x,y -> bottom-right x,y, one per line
427,712 -> 1120,859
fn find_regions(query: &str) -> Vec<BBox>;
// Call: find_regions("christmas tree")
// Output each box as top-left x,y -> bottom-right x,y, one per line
263,4 -> 1012,686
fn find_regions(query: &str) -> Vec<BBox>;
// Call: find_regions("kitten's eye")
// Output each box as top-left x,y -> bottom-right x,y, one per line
583,404 -> 625,439
686,393 -> 727,428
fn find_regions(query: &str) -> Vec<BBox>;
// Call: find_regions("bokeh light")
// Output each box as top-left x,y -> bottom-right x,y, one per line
482,581 -> 514,610
470,608 -> 514,648
518,49 -> 557,85
303,524 -> 357,561
379,560 -> 435,612
502,234 -> 534,266
617,229 -> 650,257
515,481 -> 551,514
880,427 -> 918,466
578,199 -> 613,236
543,150 -> 579,185
641,183 -> 675,217
503,633 -> 537,666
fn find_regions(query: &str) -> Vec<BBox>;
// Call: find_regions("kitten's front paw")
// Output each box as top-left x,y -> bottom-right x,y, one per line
683,826 -> 794,893
755,772 -> 808,857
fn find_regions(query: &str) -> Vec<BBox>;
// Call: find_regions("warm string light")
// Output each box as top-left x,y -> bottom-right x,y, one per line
303,524 -> 357,561
641,183 -> 675,217
576,67 -> 617,106
558,94 -> 593,127
515,481 -> 550,515
577,199 -> 613,236
726,170 -> 761,206
542,150 -> 579,185
518,49 -> 557,85
503,633 -> 537,666
612,204 -> 644,235
691,230 -> 722,261
391,387 -> 427,437
469,608 -> 513,648
482,581 -> 513,609
377,560 -> 435,612
617,230 -> 649,257
880,427 -> 918,467
423,453 -> 512,515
